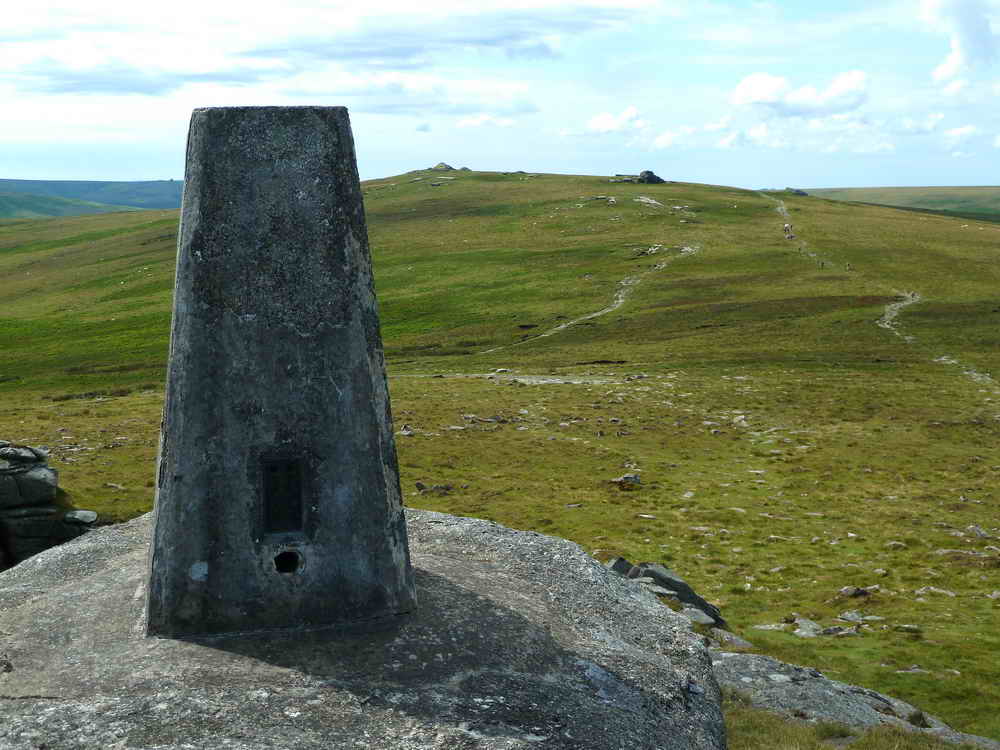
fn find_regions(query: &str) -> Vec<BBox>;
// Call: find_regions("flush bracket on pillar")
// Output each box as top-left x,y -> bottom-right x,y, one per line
260,455 -> 306,539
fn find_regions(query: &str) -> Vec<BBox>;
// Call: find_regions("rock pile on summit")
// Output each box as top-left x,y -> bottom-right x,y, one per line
610,169 -> 667,184
637,170 -> 666,184
0,441 -> 96,569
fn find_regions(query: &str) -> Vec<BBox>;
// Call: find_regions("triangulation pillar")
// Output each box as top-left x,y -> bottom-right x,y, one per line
145,106 -> 416,638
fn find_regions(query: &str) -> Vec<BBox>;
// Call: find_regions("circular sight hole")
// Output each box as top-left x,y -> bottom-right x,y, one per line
273,550 -> 302,574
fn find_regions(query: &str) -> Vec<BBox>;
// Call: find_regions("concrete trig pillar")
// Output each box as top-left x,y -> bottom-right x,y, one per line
145,106 -> 416,638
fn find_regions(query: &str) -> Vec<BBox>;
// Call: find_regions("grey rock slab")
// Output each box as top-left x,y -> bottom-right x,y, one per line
681,607 -> 717,626
0,510 -> 725,749
915,586 -> 956,597
604,556 -> 634,577
713,653 -> 1000,749
0,510 -> 65,538
707,628 -> 754,650
13,465 -> 58,505
0,446 -> 39,467
0,504 -> 61,519
64,509 -> 98,525
638,563 -> 727,628
0,474 -> 22,508
820,626 -> 858,637
645,584 -> 680,598
792,617 -> 822,638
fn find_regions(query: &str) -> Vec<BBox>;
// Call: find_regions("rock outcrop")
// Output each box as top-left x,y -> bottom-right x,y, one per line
606,553 -> 999,747
609,170 -> 668,184
0,441 -> 96,569
714,653 -> 1000,749
0,510 -> 726,749
606,556 -> 727,629
637,170 -> 666,184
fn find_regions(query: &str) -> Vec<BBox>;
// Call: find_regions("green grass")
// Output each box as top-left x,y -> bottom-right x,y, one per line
724,689 -> 981,749
1,170 -> 999,743
0,178 -> 182,211
0,191 -> 140,219
809,186 -> 1000,222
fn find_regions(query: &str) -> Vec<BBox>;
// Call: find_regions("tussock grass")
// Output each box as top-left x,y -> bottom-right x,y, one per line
1,170 -> 998,742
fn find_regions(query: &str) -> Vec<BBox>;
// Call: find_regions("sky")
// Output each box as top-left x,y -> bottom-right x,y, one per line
2,0 -> 999,188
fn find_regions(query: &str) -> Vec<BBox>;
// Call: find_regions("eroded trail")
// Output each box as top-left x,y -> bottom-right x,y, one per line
876,291 -> 921,343
482,245 -> 700,354
760,192 -> 999,415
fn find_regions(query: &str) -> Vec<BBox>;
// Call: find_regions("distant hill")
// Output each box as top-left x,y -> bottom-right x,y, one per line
0,178 -> 183,211
0,191 -> 140,219
809,186 -> 1000,222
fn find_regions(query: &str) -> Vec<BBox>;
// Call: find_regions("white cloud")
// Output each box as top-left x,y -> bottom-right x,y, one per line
943,78 -> 969,94
945,124 -> 980,142
780,71 -> 869,115
710,112 -> 895,155
731,72 -> 788,106
715,131 -> 746,149
280,70 -> 536,116
704,114 -> 732,131
747,122 -> 770,143
731,70 -> 868,116
586,105 -> 646,133
457,113 -> 515,127
899,112 -> 945,133
4,0 -> 656,98
994,134 -> 1000,146
652,125 -> 695,148
921,0 -> 999,80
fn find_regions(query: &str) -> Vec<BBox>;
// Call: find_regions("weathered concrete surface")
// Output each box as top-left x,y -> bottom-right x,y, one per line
0,510 -> 725,749
148,107 -> 414,637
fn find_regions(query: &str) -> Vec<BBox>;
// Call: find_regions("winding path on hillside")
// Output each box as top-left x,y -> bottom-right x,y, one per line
876,291 -> 921,344
760,192 -> 1000,415
480,245 -> 700,355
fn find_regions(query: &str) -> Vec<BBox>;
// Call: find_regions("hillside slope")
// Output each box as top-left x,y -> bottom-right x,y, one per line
810,186 -> 1000,221
0,178 -> 182,210
0,190 -> 139,218
0,171 -> 998,741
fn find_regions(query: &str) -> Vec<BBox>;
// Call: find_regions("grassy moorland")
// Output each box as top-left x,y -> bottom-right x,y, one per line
0,178 -> 183,211
0,170 -> 998,746
0,191 -> 140,219
809,186 -> 1000,222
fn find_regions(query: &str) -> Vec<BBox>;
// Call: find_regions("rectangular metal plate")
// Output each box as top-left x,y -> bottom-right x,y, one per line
262,457 -> 304,534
